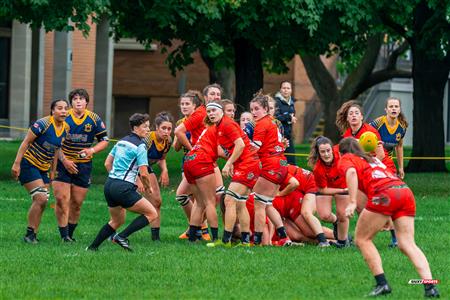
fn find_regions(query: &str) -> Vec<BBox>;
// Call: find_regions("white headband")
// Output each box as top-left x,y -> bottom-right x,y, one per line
206,102 -> 223,110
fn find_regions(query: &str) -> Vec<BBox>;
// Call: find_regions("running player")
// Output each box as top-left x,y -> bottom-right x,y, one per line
369,97 -> 408,179
204,101 -> 260,247
86,113 -> 158,252
339,137 -> 439,298
141,111 -> 173,241
11,99 -> 70,243
308,136 -> 351,247
53,89 -> 109,242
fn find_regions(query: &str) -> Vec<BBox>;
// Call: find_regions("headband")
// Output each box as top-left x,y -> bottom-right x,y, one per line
206,102 -> 223,110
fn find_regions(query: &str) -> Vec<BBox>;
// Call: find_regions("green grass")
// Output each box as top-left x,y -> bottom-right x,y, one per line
0,141 -> 449,299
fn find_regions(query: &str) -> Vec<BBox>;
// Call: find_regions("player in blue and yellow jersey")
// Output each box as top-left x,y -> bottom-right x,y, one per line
369,97 -> 408,179
140,112 -> 173,241
11,99 -> 70,244
86,113 -> 158,251
53,89 -> 109,242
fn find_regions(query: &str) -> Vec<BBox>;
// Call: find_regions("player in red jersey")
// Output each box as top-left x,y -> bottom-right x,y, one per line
204,101 -> 260,247
249,92 -> 297,246
338,138 -> 439,298
308,136 -> 352,247
183,124 -> 220,242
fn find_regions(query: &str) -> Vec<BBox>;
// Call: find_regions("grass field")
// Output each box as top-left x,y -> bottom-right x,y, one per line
0,141 -> 448,299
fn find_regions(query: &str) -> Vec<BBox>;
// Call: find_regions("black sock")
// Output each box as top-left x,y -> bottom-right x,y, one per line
188,225 -> 200,242
89,223 -> 115,248
375,273 -> 387,286
390,229 -> 397,242
241,232 -> 250,244
276,226 -> 287,239
210,227 -> 218,241
222,230 -> 233,243
333,221 -> 338,239
151,227 -> 160,241
68,223 -> 78,238
119,215 -> 149,238
338,239 -> 347,245
58,226 -> 69,238
254,232 -> 263,245
26,227 -> 35,237
316,233 -> 327,243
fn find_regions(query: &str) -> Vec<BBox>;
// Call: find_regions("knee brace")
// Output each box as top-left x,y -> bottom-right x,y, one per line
30,186 -> 49,201
176,194 -> 190,207
253,192 -> 273,205
216,185 -> 225,196
225,190 -> 248,202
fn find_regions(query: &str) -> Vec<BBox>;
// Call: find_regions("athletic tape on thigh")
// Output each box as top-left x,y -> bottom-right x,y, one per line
29,186 -> 49,199
176,194 -> 190,207
216,186 -> 225,195
253,192 -> 273,205
225,189 -> 248,202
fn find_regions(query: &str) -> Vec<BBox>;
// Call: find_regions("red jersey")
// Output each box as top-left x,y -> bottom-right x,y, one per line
313,145 -> 346,189
338,153 -> 404,199
184,105 -> 206,145
280,165 -> 318,195
216,116 -> 258,164
343,123 -> 381,140
253,115 -> 285,160
186,126 -> 218,161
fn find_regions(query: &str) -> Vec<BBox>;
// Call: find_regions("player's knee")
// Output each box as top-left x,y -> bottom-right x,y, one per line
176,194 -> 190,207
253,193 -> 273,205
109,219 -> 123,229
30,186 -> 49,206
216,185 -> 225,196
319,212 -> 334,222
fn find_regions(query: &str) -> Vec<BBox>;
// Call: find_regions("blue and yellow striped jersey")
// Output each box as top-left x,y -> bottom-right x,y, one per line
62,109 -> 108,162
143,131 -> 172,165
369,115 -> 407,155
176,117 -> 191,153
24,116 -> 69,171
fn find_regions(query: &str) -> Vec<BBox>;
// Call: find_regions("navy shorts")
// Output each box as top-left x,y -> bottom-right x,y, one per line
104,178 -> 142,208
54,161 -> 92,188
18,158 -> 50,185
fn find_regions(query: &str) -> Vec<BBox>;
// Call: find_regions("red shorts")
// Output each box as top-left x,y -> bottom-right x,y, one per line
366,185 -> 416,220
272,190 -> 303,221
260,157 -> 288,185
183,153 -> 215,184
232,159 -> 260,189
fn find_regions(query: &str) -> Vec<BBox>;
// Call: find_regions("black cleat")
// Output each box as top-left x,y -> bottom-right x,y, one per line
368,284 -> 392,297
424,286 -> 440,298
23,234 -> 39,244
112,234 -> 133,251
62,236 -> 75,243
85,246 -> 98,251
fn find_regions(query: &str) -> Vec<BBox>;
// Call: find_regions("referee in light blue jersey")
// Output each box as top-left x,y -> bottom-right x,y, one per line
87,113 -> 157,252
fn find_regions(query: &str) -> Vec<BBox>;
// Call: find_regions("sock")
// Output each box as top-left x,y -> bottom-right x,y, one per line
254,232 -> 263,245
375,273 -> 387,286
195,228 -> 202,240
151,227 -> 160,241
68,223 -> 78,238
210,227 -> 218,241
58,226 -> 69,238
276,226 -> 288,239
333,220 -> 338,239
89,223 -> 115,249
222,230 -> 233,243
241,232 -> 250,244
188,225 -> 200,242
316,233 -> 327,243
338,239 -> 347,245
26,227 -> 35,237
201,226 -> 209,234
119,215 -> 149,238
390,229 -> 397,243
424,284 -> 435,291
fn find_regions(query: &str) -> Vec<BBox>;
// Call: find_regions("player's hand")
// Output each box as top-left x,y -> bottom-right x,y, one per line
398,168 -> 405,179
221,162 -> 233,178
291,114 -> 297,124
145,186 -> 153,194
63,159 -> 78,174
78,148 -> 94,159
159,170 -> 169,187
137,180 -> 145,194
11,162 -> 20,180
345,202 -> 357,218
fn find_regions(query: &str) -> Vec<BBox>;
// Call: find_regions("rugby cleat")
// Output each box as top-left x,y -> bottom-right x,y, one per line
85,246 -> 98,251
276,237 -> 293,247
112,234 -> 133,251
233,241 -> 252,248
178,231 -> 189,240
23,234 -> 39,244
206,240 -> 232,248
318,241 -> 330,248
424,286 -> 440,298
367,284 -> 392,297
201,227 -> 211,241
62,236 -> 76,243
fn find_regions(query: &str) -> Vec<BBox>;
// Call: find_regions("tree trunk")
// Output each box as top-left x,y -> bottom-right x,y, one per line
200,52 -> 235,99
406,45 -> 449,172
233,38 -> 263,112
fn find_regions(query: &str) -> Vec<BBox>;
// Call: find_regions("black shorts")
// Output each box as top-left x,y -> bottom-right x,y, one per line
147,165 -> 155,174
18,158 -> 50,185
54,161 -> 92,188
104,178 -> 142,208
